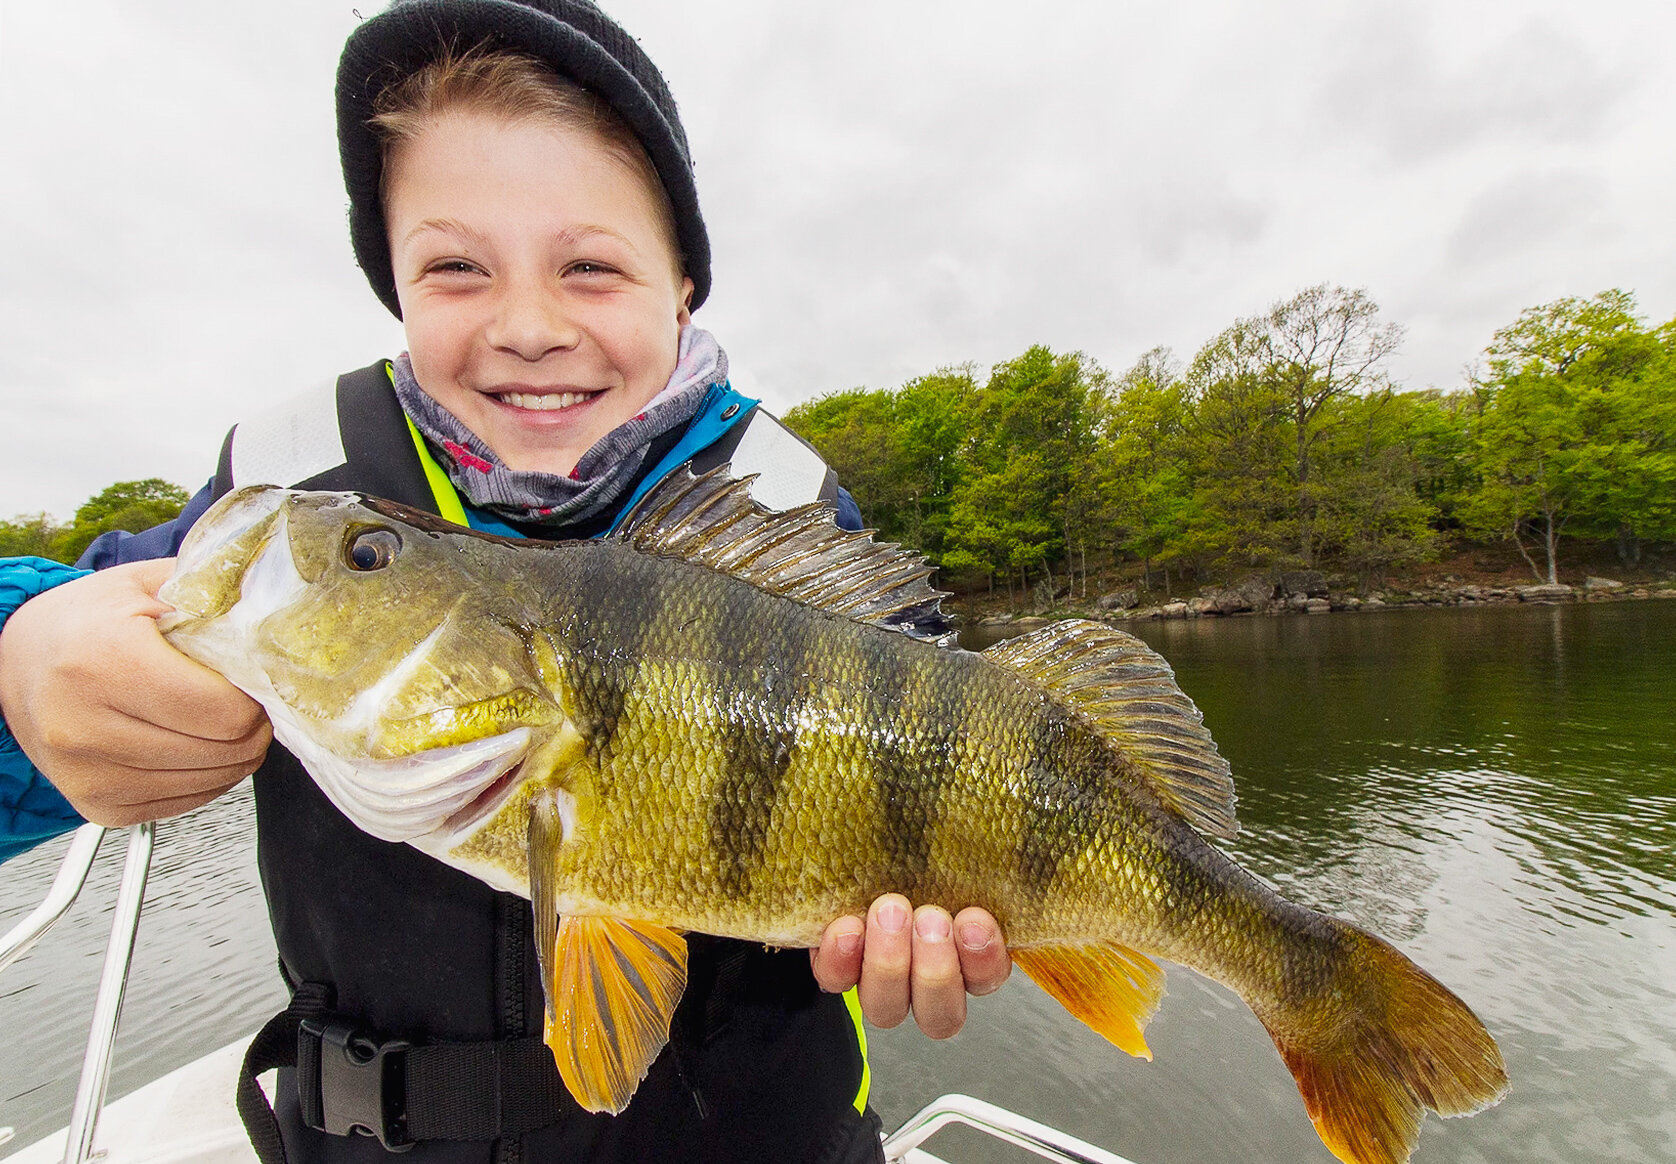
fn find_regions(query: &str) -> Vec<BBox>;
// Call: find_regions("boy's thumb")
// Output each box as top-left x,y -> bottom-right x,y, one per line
121,556 -> 181,603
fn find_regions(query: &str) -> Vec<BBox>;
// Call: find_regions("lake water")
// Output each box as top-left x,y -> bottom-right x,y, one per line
3,600 -> 1673,1162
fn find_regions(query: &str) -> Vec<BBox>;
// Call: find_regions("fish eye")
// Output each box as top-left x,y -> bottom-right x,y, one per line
346,528 -> 402,571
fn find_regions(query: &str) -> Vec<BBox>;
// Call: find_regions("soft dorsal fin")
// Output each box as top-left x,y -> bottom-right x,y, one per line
616,465 -> 953,640
983,620 -> 1238,839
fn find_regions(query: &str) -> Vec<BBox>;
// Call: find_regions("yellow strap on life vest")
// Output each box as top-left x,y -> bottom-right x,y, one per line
842,986 -> 871,1113
403,415 -> 471,528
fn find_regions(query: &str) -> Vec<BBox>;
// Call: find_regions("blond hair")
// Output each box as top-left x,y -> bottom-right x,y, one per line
369,46 -> 681,268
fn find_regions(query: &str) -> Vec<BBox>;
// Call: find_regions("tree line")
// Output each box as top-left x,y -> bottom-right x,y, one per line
784,286 -> 1676,599
5,287 -> 1671,592
0,479 -> 190,565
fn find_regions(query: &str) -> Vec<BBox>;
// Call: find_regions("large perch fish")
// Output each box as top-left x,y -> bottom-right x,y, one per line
157,473 -> 1507,1164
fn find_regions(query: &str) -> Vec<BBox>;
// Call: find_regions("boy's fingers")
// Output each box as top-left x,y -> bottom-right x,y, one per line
810,915 -> 866,993
909,906 -> 966,1039
857,894 -> 912,1029
75,769 -> 253,827
105,634 -> 269,742
953,906 -> 1012,997
37,708 -> 270,773
0,559 -> 270,825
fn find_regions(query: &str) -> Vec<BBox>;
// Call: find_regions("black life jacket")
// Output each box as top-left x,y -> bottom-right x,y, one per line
220,362 -> 879,1164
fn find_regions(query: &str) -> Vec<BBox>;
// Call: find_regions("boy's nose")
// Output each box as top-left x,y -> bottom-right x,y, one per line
486,282 -> 581,361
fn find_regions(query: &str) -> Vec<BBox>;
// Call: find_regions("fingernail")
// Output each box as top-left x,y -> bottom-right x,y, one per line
878,902 -> 909,934
916,911 -> 951,942
958,922 -> 991,952
836,930 -> 862,957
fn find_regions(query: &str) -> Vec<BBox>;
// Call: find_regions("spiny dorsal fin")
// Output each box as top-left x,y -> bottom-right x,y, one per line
983,620 -> 1238,839
616,465 -> 953,640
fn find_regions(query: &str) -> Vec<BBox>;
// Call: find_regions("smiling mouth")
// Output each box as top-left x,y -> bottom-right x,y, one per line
496,390 -> 600,411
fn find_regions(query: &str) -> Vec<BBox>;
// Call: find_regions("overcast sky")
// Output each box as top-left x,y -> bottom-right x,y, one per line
3,1 -> 1673,519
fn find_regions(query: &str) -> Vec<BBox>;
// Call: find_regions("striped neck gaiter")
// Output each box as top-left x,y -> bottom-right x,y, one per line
392,325 -> 729,528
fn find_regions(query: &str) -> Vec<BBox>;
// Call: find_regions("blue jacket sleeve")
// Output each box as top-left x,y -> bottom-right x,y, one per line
834,487 -> 863,533
1,558 -> 92,862
0,482 -> 216,864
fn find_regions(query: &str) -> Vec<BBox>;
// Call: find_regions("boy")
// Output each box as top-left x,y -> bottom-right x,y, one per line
0,2 -> 1008,1160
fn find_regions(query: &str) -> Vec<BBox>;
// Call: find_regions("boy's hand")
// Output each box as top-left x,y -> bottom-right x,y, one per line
0,559 -> 271,826
810,895 -> 1011,1039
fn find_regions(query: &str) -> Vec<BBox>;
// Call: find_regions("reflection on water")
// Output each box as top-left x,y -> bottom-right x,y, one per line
3,601 -> 1674,1160
877,601 -> 1676,1163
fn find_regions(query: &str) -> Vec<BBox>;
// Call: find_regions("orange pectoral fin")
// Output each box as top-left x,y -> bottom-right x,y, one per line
1012,941 -> 1166,1061
545,916 -> 689,1115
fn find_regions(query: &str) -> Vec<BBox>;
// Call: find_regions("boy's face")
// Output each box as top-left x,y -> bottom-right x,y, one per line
385,110 -> 694,478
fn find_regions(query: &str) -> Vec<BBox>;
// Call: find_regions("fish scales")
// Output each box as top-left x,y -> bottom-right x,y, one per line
158,480 -> 1508,1163
458,539 -> 1248,967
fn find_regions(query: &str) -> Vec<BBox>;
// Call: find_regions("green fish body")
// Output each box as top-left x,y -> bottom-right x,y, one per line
158,473 -> 1506,1164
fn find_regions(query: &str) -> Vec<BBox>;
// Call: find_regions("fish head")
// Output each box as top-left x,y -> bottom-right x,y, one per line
160,486 -> 567,850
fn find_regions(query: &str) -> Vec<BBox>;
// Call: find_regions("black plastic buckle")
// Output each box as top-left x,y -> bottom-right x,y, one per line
299,1018 -> 414,1152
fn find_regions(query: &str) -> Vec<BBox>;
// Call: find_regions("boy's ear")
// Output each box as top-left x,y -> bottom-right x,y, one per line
677,276 -> 694,325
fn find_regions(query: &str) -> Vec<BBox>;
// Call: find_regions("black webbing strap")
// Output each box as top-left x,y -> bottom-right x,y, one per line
237,982 -> 333,1164
234,950 -> 754,1158
235,983 -> 572,1159
401,1037 -> 570,1140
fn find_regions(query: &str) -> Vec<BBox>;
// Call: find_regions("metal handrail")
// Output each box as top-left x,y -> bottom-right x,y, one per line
0,821 -> 155,1164
882,1094 -> 1139,1164
0,824 -> 107,974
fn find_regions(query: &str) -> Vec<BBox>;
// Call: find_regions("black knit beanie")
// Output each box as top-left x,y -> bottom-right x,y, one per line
336,0 -> 711,319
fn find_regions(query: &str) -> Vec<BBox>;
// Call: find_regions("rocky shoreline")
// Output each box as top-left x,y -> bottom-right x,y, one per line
976,569 -> 1676,626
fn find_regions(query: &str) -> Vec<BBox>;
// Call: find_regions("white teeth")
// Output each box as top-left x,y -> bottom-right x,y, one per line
498,391 -> 594,411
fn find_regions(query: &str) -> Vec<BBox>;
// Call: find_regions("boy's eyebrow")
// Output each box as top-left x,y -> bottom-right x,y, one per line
402,217 -> 490,249
552,224 -> 643,257
401,219 -> 642,257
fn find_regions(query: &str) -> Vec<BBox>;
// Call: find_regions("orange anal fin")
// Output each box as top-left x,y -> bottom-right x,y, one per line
1013,940 -> 1165,1060
545,916 -> 689,1115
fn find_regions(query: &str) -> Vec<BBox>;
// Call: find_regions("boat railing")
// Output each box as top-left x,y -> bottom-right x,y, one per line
882,1093 -> 1140,1164
0,822 -> 156,1164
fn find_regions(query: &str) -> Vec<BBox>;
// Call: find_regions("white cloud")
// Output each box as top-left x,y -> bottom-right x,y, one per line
3,0 -> 1673,517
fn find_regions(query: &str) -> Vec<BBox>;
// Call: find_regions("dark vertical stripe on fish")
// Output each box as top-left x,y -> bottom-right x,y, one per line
869,653 -> 957,894
709,592 -> 811,899
565,555 -> 664,763
1016,713 -> 1101,904
1274,898 -> 1352,1007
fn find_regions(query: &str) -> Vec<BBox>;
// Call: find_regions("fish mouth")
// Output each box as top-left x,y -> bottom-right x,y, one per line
272,715 -> 534,844
439,759 -> 529,837
158,486 -> 294,629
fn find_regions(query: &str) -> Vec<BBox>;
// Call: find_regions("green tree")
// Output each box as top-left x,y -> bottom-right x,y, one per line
943,346 -> 1105,604
1176,323 -> 1298,572
783,369 -> 975,559
1248,285 -> 1403,565
1311,392 -> 1441,589
0,513 -> 66,559
1400,389 -> 1480,529
1097,349 -> 1196,590
54,479 -> 191,564
1464,291 -> 1676,580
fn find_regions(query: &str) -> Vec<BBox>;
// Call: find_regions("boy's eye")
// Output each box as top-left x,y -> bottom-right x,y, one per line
566,261 -> 618,277
429,260 -> 481,275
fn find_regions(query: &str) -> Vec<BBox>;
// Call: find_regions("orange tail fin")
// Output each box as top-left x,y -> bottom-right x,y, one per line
1262,925 -> 1508,1164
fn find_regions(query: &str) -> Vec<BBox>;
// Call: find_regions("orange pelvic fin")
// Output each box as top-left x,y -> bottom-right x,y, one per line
1263,929 -> 1508,1164
1012,940 -> 1166,1060
544,915 -> 689,1115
